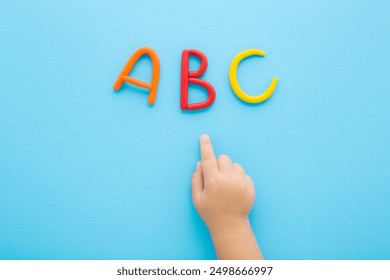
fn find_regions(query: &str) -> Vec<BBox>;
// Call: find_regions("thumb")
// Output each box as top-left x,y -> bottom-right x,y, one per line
191,161 -> 204,207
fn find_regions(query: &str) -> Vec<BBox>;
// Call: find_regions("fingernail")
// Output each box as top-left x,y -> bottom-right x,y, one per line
200,134 -> 210,142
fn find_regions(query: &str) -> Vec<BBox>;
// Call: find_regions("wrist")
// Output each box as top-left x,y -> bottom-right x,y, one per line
209,220 -> 262,260
208,216 -> 251,237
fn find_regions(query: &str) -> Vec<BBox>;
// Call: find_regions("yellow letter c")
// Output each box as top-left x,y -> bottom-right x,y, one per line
229,49 -> 278,104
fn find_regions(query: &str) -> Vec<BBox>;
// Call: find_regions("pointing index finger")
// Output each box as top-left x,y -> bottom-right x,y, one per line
200,134 -> 218,176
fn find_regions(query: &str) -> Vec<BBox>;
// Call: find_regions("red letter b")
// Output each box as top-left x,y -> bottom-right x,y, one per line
180,49 -> 216,110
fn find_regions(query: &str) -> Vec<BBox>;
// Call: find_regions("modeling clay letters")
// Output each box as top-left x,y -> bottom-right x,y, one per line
180,49 -> 216,110
113,47 -> 278,109
229,49 -> 278,104
113,47 -> 160,105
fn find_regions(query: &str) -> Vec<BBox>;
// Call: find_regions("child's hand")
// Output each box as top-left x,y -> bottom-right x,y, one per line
191,134 -> 256,235
191,134 -> 262,259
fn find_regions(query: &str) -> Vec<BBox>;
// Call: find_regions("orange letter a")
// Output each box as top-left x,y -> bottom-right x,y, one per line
113,47 -> 160,105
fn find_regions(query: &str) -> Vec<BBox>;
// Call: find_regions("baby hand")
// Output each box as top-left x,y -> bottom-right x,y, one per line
191,134 -> 256,235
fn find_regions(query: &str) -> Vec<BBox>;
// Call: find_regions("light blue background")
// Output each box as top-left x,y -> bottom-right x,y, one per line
1,0 -> 389,259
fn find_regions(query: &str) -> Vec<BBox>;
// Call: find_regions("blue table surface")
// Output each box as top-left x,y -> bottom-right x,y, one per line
0,0 -> 389,259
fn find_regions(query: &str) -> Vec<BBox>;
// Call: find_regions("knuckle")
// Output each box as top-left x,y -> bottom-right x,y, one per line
191,175 -> 199,182
234,163 -> 242,169
218,154 -> 230,161
206,175 -> 218,185
246,175 -> 254,185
